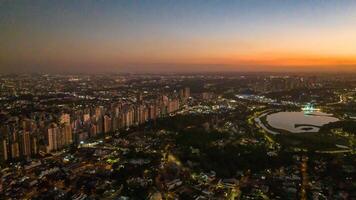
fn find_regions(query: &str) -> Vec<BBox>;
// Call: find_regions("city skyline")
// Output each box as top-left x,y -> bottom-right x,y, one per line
1,73 -> 355,199
1,0 -> 356,73
1,2 -> 355,197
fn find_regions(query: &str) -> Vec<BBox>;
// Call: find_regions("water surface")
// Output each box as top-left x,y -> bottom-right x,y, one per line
266,111 -> 339,133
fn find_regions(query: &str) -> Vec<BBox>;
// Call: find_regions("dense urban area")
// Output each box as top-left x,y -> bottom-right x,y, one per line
0,73 -> 355,200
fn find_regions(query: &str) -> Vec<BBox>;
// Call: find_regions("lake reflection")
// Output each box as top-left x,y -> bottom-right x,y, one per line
266,111 -> 339,133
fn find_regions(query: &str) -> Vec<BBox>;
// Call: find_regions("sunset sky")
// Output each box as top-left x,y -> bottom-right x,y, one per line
1,0 -> 356,73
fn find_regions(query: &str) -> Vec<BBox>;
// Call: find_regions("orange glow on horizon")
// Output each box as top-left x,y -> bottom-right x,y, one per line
198,54 -> 356,67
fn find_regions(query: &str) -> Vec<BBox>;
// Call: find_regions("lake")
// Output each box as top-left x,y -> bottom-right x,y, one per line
266,111 -> 339,133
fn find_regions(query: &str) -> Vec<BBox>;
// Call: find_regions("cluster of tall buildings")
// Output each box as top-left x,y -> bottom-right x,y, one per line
251,76 -> 319,93
0,87 -> 190,164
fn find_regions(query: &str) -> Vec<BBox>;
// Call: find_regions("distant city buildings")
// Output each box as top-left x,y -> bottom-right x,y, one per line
0,87 -> 190,163
0,73 -> 355,199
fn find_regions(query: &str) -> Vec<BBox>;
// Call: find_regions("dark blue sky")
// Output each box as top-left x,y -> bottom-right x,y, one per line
1,0 -> 356,72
